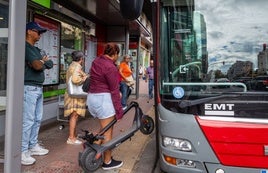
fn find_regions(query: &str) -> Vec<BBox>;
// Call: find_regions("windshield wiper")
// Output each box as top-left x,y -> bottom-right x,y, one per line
178,95 -> 238,108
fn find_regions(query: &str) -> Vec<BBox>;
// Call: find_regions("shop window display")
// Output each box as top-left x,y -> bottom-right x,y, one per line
60,22 -> 82,84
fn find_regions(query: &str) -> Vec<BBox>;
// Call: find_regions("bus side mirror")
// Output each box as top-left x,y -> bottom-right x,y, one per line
119,0 -> 144,20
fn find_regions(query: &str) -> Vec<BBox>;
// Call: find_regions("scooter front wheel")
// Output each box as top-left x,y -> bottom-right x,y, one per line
140,115 -> 154,135
79,147 -> 103,172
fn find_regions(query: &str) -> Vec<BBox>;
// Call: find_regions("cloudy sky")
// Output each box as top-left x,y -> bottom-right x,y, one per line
194,0 -> 268,72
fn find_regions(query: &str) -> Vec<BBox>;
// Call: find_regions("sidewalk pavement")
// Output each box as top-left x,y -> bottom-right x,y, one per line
19,79 -> 158,173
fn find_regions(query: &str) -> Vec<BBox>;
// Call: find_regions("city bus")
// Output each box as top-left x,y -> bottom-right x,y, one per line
152,0 -> 268,173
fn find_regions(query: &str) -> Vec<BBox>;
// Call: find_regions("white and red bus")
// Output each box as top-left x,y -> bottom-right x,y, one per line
152,0 -> 268,173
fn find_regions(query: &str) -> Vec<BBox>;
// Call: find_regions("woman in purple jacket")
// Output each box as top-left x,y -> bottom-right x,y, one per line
86,43 -> 124,170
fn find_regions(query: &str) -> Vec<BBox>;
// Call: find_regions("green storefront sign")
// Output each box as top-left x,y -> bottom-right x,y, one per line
32,0 -> 51,8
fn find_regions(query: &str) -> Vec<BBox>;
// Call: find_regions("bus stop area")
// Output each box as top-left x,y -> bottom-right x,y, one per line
1,79 -> 158,173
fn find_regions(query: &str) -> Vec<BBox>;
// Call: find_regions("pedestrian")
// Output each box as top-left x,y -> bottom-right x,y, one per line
145,59 -> 154,101
21,22 -> 53,165
87,43 -> 124,170
138,64 -> 143,79
119,55 -> 133,109
64,51 -> 88,145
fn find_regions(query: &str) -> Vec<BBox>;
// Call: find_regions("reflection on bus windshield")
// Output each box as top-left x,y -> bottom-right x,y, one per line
161,0 -> 268,93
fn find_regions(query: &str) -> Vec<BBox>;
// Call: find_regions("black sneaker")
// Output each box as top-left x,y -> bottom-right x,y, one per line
102,158 -> 123,170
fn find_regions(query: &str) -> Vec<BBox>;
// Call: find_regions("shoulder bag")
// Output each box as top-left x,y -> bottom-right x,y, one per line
67,76 -> 87,98
82,77 -> 90,92
125,75 -> 135,87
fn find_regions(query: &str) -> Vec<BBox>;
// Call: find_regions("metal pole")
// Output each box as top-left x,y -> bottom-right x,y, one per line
151,0 -> 159,172
4,0 -> 27,172
136,36 -> 141,100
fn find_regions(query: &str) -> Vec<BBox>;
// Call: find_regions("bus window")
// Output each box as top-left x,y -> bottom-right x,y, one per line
160,0 -> 268,99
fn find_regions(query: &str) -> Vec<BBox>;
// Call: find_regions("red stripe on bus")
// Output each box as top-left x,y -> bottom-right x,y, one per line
196,117 -> 268,168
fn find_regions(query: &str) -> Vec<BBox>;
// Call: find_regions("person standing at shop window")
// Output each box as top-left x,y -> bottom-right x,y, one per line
145,59 -> 154,101
64,51 -> 88,145
21,22 -> 53,165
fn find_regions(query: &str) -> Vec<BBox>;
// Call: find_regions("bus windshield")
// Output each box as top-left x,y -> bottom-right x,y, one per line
160,0 -> 268,116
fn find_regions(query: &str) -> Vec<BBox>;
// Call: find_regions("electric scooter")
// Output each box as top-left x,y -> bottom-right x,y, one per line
78,101 -> 154,172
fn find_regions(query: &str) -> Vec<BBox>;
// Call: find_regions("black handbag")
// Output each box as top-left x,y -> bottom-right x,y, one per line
82,77 -> 90,92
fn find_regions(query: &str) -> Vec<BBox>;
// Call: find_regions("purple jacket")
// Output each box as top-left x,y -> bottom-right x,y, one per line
89,55 -> 123,119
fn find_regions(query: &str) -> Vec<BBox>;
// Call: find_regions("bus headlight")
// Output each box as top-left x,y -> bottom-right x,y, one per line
163,137 -> 192,151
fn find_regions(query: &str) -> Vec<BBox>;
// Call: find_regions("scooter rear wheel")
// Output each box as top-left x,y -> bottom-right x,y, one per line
80,147 -> 103,172
140,115 -> 154,135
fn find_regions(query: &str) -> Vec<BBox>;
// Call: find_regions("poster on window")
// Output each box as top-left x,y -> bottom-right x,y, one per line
34,14 -> 60,85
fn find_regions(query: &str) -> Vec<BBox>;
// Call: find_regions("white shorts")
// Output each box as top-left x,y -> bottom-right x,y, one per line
87,93 -> 115,119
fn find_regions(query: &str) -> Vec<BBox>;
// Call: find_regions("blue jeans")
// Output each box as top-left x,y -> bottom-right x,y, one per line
120,82 -> 129,107
21,85 -> 43,152
148,79 -> 154,99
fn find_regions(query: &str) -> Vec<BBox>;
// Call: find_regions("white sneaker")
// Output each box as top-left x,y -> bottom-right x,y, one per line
21,151 -> 36,165
66,138 -> 82,145
29,144 -> 49,156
